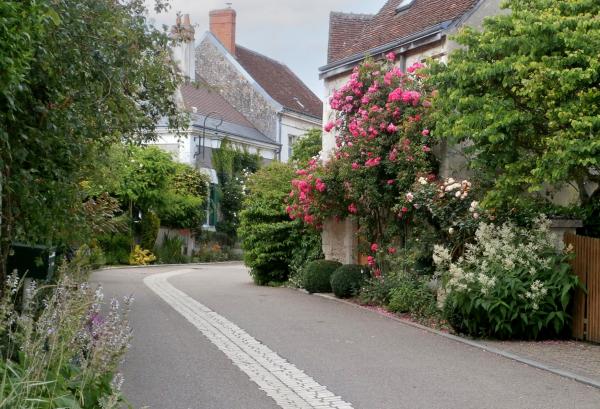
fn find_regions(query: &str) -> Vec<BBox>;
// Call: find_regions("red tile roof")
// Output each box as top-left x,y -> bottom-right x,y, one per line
328,12 -> 373,64
327,0 -> 480,64
235,45 -> 323,119
179,82 -> 256,128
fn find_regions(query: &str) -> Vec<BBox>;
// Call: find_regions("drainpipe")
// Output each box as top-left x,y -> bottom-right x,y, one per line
276,111 -> 282,162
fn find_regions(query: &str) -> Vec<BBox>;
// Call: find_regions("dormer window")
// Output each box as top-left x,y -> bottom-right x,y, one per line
396,0 -> 415,13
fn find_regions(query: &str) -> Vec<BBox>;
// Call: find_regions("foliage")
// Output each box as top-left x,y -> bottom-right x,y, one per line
288,228 -> 324,287
212,139 -> 261,241
330,264 -> 367,298
140,211 -> 160,251
194,243 -> 230,262
0,267 -> 132,408
129,245 -> 156,266
159,192 -> 205,229
301,260 -> 342,293
0,0 -> 184,281
290,128 -> 322,167
429,0 -> 600,223
154,234 -> 188,264
387,275 -> 437,318
240,163 -> 317,285
435,218 -> 579,339
72,242 -> 107,270
287,57 -> 437,274
97,233 -> 132,266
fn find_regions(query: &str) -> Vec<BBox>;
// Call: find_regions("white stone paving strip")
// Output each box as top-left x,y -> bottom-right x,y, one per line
144,270 -> 355,409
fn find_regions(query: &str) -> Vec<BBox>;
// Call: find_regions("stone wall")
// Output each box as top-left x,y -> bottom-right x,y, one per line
196,39 -> 278,141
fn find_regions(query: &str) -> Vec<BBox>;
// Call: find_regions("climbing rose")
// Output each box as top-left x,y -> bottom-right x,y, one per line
348,203 -> 358,214
385,51 -> 396,62
324,121 -> 335,132
371,243 -> 379,253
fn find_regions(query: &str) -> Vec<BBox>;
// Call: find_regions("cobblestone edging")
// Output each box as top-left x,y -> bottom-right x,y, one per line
145,270 -> 355,409
313,293 -> 600,390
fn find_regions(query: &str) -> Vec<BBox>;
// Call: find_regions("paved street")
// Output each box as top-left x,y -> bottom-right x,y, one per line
95,263 -> 600,409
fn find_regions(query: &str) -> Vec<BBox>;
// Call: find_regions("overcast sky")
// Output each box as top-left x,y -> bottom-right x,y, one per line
147,0 -> 384,98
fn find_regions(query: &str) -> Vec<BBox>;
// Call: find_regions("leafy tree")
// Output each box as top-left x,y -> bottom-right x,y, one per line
290,128 -> 322,167
239,162 -> 322,285
430,0 -> 600,227
0,0 -> 185,280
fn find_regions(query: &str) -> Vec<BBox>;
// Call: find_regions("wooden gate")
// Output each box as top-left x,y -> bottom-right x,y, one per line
564,233 -> 600,343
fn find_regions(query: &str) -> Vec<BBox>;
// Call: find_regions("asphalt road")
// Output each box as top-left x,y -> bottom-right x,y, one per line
94,263 -> 600,409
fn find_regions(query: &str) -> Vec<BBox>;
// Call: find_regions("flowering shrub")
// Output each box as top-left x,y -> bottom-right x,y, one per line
435,218 -> 579,339
0,268 -> 132,408
397,176 -> 486,251
288,57 -> 437,262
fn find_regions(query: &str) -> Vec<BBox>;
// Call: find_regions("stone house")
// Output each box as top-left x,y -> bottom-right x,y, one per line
318,0 -> 504,263
151,10 -> 323,230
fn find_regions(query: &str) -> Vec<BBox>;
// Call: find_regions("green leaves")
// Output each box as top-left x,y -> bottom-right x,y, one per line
429,0 -> 600,218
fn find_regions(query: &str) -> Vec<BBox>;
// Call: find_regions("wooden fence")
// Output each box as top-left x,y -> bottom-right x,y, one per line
564,233 -> 600,343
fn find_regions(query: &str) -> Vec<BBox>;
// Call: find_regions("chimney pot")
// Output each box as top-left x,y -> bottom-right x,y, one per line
209,8 -> 236,56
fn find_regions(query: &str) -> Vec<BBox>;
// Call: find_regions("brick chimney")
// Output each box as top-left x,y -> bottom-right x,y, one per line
209,7 -> 236,56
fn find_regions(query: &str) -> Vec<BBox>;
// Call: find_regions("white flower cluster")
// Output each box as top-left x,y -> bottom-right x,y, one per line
441,177 -> 471,200
434,217 -> 559,300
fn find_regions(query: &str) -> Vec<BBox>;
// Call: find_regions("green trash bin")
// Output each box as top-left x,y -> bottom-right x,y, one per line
6,243 -> 57,281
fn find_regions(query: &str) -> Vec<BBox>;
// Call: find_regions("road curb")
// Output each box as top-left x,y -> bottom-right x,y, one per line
310,292 -> 600,390
97,261 -> 244,271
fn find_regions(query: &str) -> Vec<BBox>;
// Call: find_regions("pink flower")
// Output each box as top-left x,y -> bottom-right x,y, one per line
315,178 -> 326,192
351,162 -> 360,170
387,247 -> 397,255
348,203 -> 358,214
422,145 -> 431,153
388,148 -> 398,161
385,51 -> 396,62
324,121 -> 335,132
365,157 -> 381,167
407,62 -> 425,73
401,206 -> 408,213
371,243 -> 379,253
373,268 -> 382,278
367,256 -> 375,267
303,214 -> 314,224
386,123 -> 397,133
422,129 -> 430,136
387,179 -> 395,185
296,169 -> 308,175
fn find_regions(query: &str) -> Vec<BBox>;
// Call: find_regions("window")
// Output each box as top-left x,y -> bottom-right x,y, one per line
288,134 -> 298,160
395,0 -> 415,13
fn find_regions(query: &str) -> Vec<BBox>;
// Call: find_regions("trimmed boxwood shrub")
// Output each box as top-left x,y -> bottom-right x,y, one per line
302,260 -> 342,293
330,264 -> 366,298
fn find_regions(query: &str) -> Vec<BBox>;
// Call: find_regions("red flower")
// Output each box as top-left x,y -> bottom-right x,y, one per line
348,203 -> 358,214
387,247 -> 397,255
371,243 -> 379,253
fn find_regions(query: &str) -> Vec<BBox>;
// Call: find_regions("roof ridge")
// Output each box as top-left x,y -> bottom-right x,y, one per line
235,44 -> 288,68
330,11 -> 374,19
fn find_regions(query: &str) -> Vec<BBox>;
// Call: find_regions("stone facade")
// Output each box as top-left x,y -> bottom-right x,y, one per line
196,38 -> 279,142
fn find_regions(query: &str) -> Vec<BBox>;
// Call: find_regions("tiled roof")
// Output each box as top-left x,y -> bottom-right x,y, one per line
235,45 -> 323,119
327,0 -> 480,64
179,82 -> 256,128
328,12 -> 373,64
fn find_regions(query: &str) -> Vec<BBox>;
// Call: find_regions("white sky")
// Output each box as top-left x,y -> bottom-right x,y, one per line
146,0 -> 384,98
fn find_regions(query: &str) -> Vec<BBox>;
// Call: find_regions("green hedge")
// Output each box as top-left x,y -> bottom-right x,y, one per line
330,264 -> 366,298
302,260 -> 342,293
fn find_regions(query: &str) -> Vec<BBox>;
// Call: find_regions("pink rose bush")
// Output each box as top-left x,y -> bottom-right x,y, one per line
287,58 -> 437,274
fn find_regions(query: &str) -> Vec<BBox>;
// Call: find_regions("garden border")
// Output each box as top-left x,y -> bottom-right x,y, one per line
98,261 -> 243,270
310,292 -> 600,390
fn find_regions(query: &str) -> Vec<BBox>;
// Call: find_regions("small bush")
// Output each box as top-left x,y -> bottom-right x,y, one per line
302,260 -> 342,293
330,264 -> 366,298
129,245 -> 156,265
387,276 -> 436,318
154,234 -> 188,264
97,232 -> 132,265
358,275 -> 403,306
